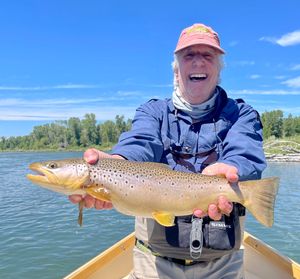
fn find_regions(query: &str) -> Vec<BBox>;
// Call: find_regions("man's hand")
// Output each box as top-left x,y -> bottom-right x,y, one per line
68,148 -> 124,210
193,162 -> 238,220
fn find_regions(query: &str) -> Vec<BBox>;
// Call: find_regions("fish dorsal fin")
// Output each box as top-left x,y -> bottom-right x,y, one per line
152,211 -> 175,227
86,186 -> 111,202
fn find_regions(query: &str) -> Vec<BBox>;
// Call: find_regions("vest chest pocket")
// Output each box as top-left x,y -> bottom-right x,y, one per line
204,219 -> 235,250
165,216 -> 193,248
203,206 -> 241,250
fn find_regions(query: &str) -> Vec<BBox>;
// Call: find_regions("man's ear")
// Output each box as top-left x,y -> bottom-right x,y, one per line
174,68 -> 179,83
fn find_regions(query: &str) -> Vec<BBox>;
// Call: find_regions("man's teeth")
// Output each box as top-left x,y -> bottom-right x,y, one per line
189,74 -> 207,81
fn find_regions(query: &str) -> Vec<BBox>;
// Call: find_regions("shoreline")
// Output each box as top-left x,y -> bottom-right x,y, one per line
266,153 -> 300,162
0,145 -> 114,154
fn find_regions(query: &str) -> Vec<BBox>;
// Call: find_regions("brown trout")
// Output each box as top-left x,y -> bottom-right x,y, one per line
26,158 -> 279,227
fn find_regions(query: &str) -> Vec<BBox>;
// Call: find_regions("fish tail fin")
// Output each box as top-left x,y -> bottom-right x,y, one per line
240,177 -> 280,227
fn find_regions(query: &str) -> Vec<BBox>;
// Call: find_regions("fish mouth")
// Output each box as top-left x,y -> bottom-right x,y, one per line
27,162 -> 58,185
27,162 -> 90,195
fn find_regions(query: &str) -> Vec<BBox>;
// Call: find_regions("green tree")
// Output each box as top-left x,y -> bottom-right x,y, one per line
261,110 -> 283,139
115,115 -> 127,136
80,113 -> 98,146
100,120 -> 118,145
283,114 -> 295,137
67,117 -> 82,146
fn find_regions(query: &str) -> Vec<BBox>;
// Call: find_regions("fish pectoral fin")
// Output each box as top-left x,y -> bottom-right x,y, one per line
86,187 -> 112,202
152,212 -> 175,227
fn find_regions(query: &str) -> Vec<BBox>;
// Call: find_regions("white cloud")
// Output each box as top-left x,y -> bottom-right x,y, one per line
228,41 -> 238,47
229,89 -> 300,95
290,64 -> 300,71
0,91 -> 151,120
0,86 -> 42,91
0,105 -> 136,121
274,75 -> 287,80
0,84 -> 101,91
281,76 -> 300,88
249,74 -> 261,79
116,90 -> 141,97
0,97 -> 118,107
53,84 -> 100,89
232,61 -> 255,66
277,30 -> 300,46
260,30 -> 300,46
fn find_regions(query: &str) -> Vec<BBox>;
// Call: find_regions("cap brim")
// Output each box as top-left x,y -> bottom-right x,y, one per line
175,40 -> 225,54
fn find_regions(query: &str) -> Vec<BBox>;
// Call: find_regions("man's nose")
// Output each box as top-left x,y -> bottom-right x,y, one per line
192,55 -> 205,66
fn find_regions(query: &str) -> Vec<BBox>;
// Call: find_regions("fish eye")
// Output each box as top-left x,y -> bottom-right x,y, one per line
47,162 -> 58,169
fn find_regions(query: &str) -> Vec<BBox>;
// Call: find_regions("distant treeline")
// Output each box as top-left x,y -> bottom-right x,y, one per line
0,114 -> 132,151
261,110 -> 300,139
1,110 -> 300,151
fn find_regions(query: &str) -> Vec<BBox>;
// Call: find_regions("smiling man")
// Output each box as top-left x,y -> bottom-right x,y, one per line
70,23 -> 266,279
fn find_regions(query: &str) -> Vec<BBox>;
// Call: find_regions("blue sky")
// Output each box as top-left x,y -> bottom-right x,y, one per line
1,0 -> 300,137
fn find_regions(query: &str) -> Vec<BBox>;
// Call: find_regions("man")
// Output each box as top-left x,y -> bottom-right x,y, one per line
70,23 -> 266,278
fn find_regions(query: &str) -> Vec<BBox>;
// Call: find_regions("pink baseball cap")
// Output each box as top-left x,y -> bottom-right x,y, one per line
174,23 -> 225,54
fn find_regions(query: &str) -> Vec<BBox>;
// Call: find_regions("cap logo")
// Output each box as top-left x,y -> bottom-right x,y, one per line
186,25 -> 212,35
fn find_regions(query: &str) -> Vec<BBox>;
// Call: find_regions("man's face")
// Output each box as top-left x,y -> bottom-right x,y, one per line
175,45 -> 221,105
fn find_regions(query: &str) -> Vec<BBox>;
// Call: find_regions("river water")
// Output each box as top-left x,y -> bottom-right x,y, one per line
0,152 -> 299,278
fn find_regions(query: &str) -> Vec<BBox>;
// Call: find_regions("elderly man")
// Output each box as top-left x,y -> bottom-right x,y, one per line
70,23 -> 266,279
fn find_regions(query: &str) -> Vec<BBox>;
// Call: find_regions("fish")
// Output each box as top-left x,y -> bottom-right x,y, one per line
26,158 -> 280,227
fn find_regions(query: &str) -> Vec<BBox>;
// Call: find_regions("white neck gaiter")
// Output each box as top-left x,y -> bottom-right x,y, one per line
172,86 -> 219,120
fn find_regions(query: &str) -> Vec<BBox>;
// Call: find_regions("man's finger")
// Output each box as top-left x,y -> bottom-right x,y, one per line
84,148 -> 99,164
193,209 -> 206,218
84,195 -> 95,208
208,204 -> 222,220
68,195 -> 83,204
218,196 -> 233,215
225,169 -> 239,183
